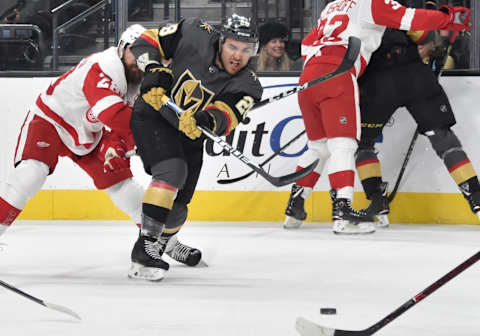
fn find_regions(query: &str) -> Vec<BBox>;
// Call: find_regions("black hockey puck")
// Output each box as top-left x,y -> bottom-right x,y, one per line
320,308 -> 337,315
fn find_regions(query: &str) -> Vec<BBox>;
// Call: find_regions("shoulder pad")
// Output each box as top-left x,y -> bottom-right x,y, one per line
96,47 -> 128,95
226,68 -> 263,101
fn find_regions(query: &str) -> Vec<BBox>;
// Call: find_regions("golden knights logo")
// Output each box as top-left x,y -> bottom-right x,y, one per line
200,22 -> 213,33
171,70 -> 214,113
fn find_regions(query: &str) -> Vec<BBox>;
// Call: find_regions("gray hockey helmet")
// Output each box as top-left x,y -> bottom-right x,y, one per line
220,14 -> 259,55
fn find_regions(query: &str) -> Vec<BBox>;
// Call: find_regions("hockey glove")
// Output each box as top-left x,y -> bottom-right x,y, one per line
178,109 -> 203,140
97,131 -> 131,173
141,64 -> 173,111
439,5 -> 471,32
178,106 -> 227,140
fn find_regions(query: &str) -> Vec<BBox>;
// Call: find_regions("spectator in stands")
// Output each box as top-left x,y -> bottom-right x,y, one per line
128,0 -> 152,20
3,0 -> 51,38
254,21 -> 302,71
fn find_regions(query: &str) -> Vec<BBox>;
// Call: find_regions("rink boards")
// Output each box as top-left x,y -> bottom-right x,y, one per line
1,76 -> 480,224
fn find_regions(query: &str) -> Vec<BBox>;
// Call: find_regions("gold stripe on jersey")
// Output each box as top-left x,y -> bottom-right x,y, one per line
143,186 -> 176,209
357,162 -> 382,180
212,100 -> 238,133
407,30 -> 424,43
142,29 -> 166,59
450,163 -> 476,185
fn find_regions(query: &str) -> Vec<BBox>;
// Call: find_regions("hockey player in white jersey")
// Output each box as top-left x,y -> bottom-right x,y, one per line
284,0 -> 471,234
0,24 -> 201,272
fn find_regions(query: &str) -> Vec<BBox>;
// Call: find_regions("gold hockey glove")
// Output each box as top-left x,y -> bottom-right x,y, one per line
179,109 -> 202,140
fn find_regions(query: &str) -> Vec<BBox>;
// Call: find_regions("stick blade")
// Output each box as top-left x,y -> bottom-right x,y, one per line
217,171 -> 253,184
266,158 -> 319,187
296,317 -> 335,336
44,301 -> 82,320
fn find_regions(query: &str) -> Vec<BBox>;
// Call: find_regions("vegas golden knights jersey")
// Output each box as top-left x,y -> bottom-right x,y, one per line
130,17 -> 263,134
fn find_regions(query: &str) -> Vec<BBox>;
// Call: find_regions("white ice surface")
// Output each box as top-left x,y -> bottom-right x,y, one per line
0,221 -> 479,336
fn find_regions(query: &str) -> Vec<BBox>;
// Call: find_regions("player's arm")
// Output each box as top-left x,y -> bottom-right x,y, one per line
367,0 -> 470,32
301,25 -> 321,62
130,22 -> 184,110
82,65 -> 136,170
82,63 -> 132,134
178,92 -> 258,140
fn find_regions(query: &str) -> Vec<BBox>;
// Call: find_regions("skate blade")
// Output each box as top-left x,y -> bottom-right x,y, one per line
283,216 -> 303,229
195,259 -> 209,267
375,214 -> 390,228
332,220 -> 376,235
128,262 -> 167,281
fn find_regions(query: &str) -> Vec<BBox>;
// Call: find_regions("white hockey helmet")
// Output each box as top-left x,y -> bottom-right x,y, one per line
118,24 -> 146,58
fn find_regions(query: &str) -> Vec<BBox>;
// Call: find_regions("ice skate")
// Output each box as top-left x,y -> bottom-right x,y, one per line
128,234 -> 169,281
330,189 -> 375,235
284,184 -> 307,229
362,182 -> 390,228
165,235 -> 205,267
462,189 -> 480,220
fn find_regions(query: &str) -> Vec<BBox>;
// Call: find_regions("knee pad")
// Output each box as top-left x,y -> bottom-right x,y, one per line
425,128 -> 462,159
105,178 -> 144,225
164,201 -> 187,234
299,139 -> 330,174
151,158 -> 188,189
2,159 -> 49,209
355,146 -> 378,163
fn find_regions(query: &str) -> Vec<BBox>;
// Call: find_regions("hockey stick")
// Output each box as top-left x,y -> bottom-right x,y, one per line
296,250 -> 480,336
161,96 -> 318,187
0,279 -> 81,320
217,130 -> 306,184
250,36 -> 361,111
126,37 -> 360,163
387,128 -> 419,203
387,32 -> 459,204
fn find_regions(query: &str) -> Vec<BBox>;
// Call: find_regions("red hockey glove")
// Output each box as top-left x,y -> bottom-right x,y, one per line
97,131 -> 130,173
439,5 -> 471,32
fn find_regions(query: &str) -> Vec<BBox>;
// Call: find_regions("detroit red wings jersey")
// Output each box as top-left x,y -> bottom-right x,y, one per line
31,47 -> 138,156
302,0 -> 451,75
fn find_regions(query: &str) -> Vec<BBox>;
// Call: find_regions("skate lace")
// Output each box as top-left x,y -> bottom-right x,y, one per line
144,239 -> 163,260
169,242 -> 191,262
335,199 -> 369,219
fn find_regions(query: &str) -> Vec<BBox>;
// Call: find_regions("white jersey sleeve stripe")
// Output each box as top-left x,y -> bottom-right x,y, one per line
399,8 -> 415,31
90,95 -> 125,120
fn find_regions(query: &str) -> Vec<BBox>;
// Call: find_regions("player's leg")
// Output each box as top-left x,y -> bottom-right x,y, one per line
426,128 -> 480,216
355,107 -> 396,227
74,141 -> 141,225
0,114 -> 62,236
355,138 -> 390,227
284,139 -> 329,229
127,105 -> 187,280
408,70 -> 480,218
321,72 -> 375,234
159,145 -> 203,266
283,82 -> 330,229
354,62 -> 407,227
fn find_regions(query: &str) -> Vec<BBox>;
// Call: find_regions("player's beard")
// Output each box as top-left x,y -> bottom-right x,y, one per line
123,58 -> 143,85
